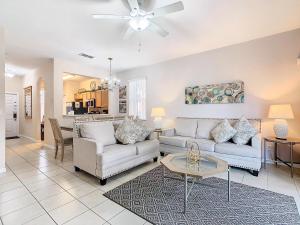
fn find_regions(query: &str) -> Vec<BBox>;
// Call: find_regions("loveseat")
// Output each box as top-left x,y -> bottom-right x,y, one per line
159,117 -> 262,175
73,120 -> 159,185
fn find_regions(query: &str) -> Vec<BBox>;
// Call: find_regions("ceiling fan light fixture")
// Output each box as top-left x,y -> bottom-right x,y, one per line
129,17 -> 150,31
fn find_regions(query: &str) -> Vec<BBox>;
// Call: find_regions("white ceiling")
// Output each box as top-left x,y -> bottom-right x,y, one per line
1,0 -> 300,72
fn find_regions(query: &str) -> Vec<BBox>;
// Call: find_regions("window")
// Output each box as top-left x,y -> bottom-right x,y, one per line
128,78 -> 146,120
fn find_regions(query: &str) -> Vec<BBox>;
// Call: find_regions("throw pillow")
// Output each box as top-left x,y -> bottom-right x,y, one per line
232,117 -> 257,145
134,119 -> 152,142
80,121 -> 116,146
115,118 -> 152,144
211,119 -> 237,143
115,118 -> 138,144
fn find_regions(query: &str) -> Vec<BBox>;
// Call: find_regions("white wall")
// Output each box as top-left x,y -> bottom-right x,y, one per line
118,29 -> 300,160
0,27 -> 5,172
19,60 -> 54,145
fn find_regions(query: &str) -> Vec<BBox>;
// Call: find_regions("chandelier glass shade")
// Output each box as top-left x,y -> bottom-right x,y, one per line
105,57 -> 120,90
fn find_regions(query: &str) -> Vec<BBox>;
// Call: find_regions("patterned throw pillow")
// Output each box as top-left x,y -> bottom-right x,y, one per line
115,118 -> 152,144
134,119 -> 153,142
232,117 -> 257,145
211,119 -> 237,143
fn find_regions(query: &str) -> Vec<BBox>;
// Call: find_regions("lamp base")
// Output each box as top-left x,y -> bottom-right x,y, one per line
273,119 -> 288,139
153,117 -> 162,130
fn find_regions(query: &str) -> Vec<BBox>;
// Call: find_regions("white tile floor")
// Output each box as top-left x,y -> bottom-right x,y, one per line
1,137 -> 300,225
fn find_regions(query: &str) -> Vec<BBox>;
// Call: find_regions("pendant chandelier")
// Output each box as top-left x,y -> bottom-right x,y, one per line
105,57 -> 120,90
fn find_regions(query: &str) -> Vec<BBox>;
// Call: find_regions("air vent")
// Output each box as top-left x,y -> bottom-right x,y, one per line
78,53 -> 95,59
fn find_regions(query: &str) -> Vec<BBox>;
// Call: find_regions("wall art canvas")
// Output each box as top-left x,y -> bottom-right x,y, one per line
119,86 -> 127,113
119,86 -> 127,100
119,100 -> 127,114
185,81 -> 244,104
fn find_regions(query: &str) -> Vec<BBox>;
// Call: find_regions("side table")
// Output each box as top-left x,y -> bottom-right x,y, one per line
264,137 -> 300,177
153,129 -> 163,140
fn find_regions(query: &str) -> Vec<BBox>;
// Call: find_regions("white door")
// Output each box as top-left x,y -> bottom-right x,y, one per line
5,93 -> 19,138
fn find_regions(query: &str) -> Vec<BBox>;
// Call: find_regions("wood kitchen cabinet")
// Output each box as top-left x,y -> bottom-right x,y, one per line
82,92 -> 87,108
95,90 -> 102,107
86,92 -> 91,100
74,93 -> 83,100
95,90 -> 108,108
101,90 -> 108,107
90,91 -> 96,99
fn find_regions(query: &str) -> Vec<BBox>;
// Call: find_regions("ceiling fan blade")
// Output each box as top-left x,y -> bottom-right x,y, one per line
128,0 -> 140,11
122,26 -> 135,40
150,1 -> 184,17
92,14 -> 131,20
148,22 -> 169,37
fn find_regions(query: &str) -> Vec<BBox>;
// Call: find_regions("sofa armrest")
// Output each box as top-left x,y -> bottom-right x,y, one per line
251,133 -> 262,155
73,138 -> 104,176
161,128 -> 175,137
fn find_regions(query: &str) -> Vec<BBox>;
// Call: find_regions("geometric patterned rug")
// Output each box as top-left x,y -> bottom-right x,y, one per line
104,166 -> 300,225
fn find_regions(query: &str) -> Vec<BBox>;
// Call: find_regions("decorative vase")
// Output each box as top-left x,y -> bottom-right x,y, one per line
187,142 -> 200,164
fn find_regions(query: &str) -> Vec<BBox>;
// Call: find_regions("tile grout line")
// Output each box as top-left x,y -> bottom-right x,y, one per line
6,141 -> 110,224
7,139 -> 160,224
5,164 -> 58,225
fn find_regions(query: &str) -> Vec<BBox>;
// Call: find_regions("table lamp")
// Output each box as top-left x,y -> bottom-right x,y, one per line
151,107 -> 166,130
268,104 -> 294,139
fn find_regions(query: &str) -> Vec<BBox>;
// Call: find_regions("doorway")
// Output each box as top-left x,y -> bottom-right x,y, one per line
5,92 -> 19,138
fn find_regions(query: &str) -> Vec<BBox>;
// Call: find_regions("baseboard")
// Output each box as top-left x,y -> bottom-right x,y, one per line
19,134 -> 39,143
0,167 -> 6,173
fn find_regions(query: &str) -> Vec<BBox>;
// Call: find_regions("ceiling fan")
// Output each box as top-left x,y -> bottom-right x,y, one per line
92,0 -> 184,38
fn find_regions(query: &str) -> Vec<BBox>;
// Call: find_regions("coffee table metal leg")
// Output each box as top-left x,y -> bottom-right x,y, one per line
163,166 -> 165,188
264,139 -> 267,169
290,144 -> 294,178
184,173 -> 187,213
228,166 -> 230,201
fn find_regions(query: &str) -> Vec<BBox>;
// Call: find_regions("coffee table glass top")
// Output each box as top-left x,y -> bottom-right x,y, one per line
161,153 -> 228,178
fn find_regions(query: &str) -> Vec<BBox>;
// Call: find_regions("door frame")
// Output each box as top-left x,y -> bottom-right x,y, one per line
5,92 -> 20,138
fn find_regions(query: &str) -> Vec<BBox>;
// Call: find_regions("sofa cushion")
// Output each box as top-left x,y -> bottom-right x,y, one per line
196,119 -> 220,139
135,139 -> 159,155
101,144 -> 137,164
80,121 -> 116,146
187,138 -> 216,152
175,118 -> 197,137
211,119 -> 237,143
215,143 -> 259,158
232,117 -> 257,145
159,136 -> 188,148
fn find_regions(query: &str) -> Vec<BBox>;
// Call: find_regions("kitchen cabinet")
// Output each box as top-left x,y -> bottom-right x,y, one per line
82,92 -> 87,108
86,92 -> 91,100
95,90 -> 108,108
90,91 -> 96,99
95,90 -> 102,107
74,93 -> 83,100
101,90 -> 108,108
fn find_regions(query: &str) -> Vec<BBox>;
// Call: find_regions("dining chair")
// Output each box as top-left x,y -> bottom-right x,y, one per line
49,118 -> 73,162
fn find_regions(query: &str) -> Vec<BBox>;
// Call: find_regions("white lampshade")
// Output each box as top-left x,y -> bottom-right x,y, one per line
151,107 -> 166,117
268,104 -> 294,119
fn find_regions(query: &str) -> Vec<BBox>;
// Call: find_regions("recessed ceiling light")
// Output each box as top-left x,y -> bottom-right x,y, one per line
78,53 -> 95,59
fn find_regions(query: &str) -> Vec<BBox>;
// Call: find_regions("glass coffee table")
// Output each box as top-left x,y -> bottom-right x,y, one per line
160,152 -> 230,213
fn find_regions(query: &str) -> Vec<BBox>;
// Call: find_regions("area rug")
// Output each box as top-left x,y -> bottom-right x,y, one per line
104,166 -> 300,225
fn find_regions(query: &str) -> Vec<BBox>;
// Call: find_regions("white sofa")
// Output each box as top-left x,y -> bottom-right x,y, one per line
73,121 -> 159,185
159,117 -> 262,175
